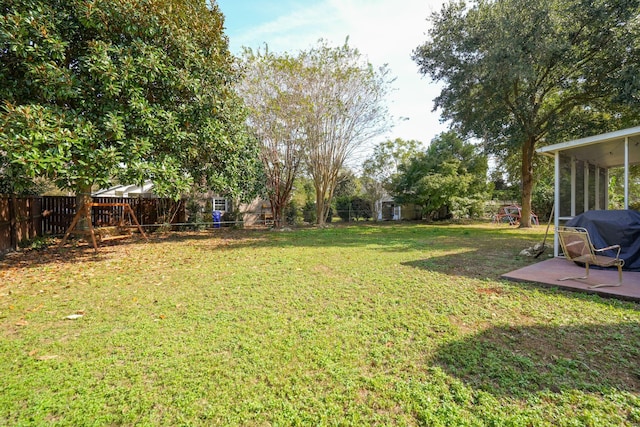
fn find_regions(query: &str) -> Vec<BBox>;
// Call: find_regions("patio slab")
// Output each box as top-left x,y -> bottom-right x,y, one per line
502,257 -> 640,302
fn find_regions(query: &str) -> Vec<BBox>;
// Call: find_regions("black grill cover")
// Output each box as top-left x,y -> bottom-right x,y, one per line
566,210 -> 640,271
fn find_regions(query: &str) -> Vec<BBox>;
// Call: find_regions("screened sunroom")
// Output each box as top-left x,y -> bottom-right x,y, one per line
537,125 -> 640,257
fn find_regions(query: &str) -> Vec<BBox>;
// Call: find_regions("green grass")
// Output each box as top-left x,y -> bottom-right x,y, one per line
1,223 -> 639,426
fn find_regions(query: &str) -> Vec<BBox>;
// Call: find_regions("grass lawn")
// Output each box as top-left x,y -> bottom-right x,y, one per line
1,223 -> 639,426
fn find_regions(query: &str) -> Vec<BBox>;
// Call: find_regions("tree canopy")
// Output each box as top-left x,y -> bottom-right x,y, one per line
0,0 -> 261,202
239,47 -> 307,227
239,40 -> 392,226
391,131 -> 488,220
413,0 -> 640,226
302,40 -> 392,225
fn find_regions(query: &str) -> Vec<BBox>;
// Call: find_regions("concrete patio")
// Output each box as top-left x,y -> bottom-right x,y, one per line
502,257 -> 640,302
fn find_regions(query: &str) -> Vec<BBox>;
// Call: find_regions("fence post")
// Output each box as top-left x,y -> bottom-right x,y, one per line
9,194 -> 18,251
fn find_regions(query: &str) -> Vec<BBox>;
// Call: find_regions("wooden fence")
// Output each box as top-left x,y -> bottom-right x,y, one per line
1,196 -> 185,254
0,196 -> 42,254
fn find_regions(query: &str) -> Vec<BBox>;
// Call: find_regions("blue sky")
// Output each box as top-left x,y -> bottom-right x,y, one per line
216,0 -> 449,161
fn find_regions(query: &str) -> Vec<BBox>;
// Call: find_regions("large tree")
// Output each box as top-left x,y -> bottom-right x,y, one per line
391,131 -> 488,220
238,40 -> 392,226
413,0 -> 640,227
302,40 -> 392,225
0,0 -> 260,219
239,48 -> 307,228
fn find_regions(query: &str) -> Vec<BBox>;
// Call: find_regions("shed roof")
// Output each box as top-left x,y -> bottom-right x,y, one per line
92,181 -> 156,198
537,125 -> 640,168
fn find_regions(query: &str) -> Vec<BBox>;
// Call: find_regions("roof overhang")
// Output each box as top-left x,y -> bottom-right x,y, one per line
537,125 -> 640,168
92,181 -> 157,198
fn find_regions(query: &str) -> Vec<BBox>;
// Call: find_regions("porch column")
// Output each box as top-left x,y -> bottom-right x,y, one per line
584,162 -> 589,213
625,137 -> 629,210
571,156 -> 576,217
554,152 -> 561,257
605,168 -> 609,210
595,166 -> 600,210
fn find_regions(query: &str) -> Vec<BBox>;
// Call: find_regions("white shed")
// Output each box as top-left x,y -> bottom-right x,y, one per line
92,181 -> 157,198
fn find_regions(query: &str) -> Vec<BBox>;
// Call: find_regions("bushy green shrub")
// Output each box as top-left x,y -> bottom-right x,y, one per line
18,236 -> 54,251
335,196 -> 351,222
303,201 -> 316,224
285,200 -> 300,226
336,196 -> 372,222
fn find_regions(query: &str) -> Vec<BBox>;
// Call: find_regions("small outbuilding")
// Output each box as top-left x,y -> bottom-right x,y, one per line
92,181 -> 157,198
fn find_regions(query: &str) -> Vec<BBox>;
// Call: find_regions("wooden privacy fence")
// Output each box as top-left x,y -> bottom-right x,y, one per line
40,196 -> 185,235
0,196 -> 185,254
0,196 -> 42,254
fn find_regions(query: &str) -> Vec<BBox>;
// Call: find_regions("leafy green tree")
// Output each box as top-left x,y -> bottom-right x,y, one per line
239,40 -> 391,227
335,196 -> 352,222
361,138 -> 422,220
302,40 -> 392,225
413,0 -> 640,226
609,165 -> 640,210
0,0 -> 261,221
334,169 -> 361,199
392,131 -> 488,220
239,47 -> 307,228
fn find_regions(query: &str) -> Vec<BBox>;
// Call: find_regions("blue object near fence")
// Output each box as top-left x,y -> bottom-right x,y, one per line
212,210 -> 221,228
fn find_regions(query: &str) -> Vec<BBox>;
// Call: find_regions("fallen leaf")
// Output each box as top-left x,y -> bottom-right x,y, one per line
15,319 -> 28,326
65,314 -> 83,320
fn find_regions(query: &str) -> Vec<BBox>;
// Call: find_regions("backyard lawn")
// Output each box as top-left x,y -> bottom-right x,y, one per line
1,223 -> 639,426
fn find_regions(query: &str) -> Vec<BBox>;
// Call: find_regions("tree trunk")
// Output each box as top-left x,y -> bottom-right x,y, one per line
267,182 -> 287,229
315,192 -> 326,226
314,178 -> 324,226
76,184 -> 93,231
519,138 -> 535,228
271,201 -> 282,228
315,181 -> 333,226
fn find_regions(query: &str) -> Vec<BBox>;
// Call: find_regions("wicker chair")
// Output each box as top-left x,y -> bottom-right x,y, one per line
557,226 -> 624,288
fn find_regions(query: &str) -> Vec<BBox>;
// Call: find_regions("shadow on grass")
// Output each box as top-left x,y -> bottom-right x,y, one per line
0,230 -> 240,269
1,222 -> 542,273
402,245 -> 540,281
430,322 -> 640,397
